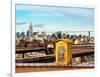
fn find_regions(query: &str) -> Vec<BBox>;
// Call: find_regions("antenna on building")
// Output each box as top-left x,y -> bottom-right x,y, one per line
30,21 -> 32,26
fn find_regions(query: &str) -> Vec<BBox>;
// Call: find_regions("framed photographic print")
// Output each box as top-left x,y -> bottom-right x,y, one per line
11,0 -> 95,77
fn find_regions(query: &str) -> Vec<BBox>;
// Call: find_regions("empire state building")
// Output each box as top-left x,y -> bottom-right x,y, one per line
28,21 -> 33,36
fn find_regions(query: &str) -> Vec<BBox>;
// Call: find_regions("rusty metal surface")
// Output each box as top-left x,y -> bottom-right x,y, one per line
16,65 -> 94,73
16,54 -> 55,63
16,45 -> 94,53
16,47 -> 47,53
16,49 -> 94,63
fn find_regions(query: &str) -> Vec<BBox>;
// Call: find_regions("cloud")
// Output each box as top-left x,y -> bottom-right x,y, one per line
33,23 -> 94,32
16,4 -> 94,19
16,22 -> 27,25
63,8 -> 94,17
16,4 -> 94,33
33,24 -> 45,27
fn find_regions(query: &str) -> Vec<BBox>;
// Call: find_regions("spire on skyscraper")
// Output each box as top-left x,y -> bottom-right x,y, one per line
30,21 -> 32,27
28,21 -> 33,36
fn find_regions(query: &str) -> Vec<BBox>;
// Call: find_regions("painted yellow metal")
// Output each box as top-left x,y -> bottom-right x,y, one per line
55,39 -> 72,65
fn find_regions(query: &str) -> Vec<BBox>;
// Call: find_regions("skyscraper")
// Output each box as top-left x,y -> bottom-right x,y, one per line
28,21 -> 33,36
26,30 -> 29,37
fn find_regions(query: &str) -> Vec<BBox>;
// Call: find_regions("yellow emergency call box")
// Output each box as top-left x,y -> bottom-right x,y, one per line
55,39 -> 72,65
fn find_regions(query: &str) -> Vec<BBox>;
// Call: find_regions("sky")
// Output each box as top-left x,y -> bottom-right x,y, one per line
16,4 -> 94,33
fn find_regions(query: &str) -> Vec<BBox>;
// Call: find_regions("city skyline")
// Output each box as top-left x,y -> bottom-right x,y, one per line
16,4 -> 94,33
